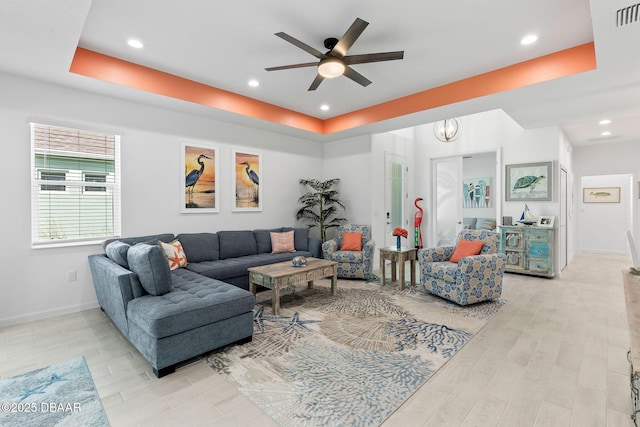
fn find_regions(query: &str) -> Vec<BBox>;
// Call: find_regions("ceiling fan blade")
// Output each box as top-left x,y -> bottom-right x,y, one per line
343,66 -> 372,87
274,32 -> 325,59
333,18 -> 369,57
265,62 -> 319,71
344,51 -> 404,65
308,74 -> 325,91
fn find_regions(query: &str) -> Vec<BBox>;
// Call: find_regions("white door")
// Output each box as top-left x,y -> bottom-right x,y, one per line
384,153 -> 407,247
433,157 -> 463,246
560,168 -> 568,270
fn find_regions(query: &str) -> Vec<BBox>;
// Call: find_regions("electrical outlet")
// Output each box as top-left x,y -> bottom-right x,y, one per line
68,271 -> 77,282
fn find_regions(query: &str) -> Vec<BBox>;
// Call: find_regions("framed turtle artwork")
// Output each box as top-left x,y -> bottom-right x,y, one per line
505,161 -> 553,201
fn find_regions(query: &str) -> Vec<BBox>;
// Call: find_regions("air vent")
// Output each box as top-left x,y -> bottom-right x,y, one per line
617,3 -> 640,27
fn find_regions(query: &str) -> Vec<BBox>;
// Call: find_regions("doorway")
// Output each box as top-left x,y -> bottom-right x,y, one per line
384,153 -> 407,247
432,151 -> 499,247
433,156 -> 463,246
560,168 -> 568,270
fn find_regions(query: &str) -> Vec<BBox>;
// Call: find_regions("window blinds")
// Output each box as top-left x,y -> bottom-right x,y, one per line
31,123 -> 121,246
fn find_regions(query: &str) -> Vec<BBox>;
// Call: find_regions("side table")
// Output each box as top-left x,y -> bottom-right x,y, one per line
380,246 -> 417,290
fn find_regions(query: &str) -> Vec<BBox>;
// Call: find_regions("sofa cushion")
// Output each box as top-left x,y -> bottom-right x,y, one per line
218,230 -> 258,259
477,218 -> 497,230
186,252 -> 312,280
158,239 -> 188,270
126,269 -> 255,338
127,243 -> 172,296
177,233 -> 219,262
254,228 -> 283,253
463,218 -> 477,229
270,230 -> 295,253
282,227 -> 309,251
104,233 -> 175,250
105,241 -> 131,268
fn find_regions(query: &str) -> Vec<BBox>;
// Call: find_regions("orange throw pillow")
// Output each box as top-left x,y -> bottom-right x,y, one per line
341,232 -> 362,251
449,239 -> 485,263
158,239 -> 188,270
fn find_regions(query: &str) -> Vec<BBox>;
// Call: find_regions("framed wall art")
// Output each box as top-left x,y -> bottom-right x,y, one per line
233,150 -> 262,211
583,187 -> 620,203
505,161 -> 552,201
180,142 -> 218,213
463,177 -> 491,208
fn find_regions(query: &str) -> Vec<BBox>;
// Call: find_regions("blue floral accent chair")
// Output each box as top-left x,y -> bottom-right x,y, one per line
418,229 -> 507,305
322,224 -> 375,280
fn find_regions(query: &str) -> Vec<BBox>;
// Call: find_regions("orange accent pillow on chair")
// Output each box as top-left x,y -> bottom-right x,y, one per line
341,232 -> 363,251
449,240 -> 485,263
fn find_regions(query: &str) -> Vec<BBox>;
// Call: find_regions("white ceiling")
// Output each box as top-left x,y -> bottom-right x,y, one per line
1,0 -> 639,145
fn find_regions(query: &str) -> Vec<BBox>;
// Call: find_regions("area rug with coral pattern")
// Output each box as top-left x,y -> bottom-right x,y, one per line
0,357 -> 109,427
203,279 -> 505,427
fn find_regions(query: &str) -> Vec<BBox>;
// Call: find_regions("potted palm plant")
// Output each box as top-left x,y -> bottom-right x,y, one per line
296,178 -> 346,241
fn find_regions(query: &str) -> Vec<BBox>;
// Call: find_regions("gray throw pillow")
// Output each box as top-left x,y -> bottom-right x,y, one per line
126,243 -> 172,296
105,241 -> 131,268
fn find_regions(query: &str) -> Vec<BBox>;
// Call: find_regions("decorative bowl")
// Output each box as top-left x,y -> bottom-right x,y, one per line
291,256 -> 307,267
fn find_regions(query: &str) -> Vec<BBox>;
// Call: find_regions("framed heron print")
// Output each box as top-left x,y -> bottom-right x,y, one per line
180,142 -> 218,213
233,150 -> 262,211
505,161 -> 552,201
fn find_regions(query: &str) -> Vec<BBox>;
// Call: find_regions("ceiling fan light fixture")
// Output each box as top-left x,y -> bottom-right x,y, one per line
318,57 -> 345,78
434,118 -> 462,142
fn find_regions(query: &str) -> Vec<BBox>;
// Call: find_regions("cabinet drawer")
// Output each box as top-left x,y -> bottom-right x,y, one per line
528,242 -> 549,258
529,230 -> 550,243
528,258 -> 549,273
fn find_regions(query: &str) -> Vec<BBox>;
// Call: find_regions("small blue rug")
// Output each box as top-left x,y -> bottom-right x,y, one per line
0,357 -> 109,427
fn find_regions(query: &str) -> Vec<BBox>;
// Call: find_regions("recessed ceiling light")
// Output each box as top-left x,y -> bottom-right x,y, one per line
599,119 -> 611,125
601,131 -> 612,136
320,104 -> 330,111
520,34 -> 538,45
127,39 -> 144,49
248,79 -> 259,88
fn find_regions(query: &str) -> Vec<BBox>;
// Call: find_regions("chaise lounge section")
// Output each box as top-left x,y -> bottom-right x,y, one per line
89,228 -> 321,377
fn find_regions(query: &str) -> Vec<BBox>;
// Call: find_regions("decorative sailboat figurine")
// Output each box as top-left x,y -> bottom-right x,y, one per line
518,204 -> 537,225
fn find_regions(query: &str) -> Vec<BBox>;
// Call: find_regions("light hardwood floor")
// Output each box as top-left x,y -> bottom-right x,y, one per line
0,253 -> 634,426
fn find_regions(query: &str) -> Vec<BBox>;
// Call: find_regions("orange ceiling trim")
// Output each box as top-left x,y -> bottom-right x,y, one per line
70,43 -> 595,136
324,42 -> 596,134
69,47 -> 324,134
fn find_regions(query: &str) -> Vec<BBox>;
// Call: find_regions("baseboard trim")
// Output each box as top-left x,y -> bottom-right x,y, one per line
0,302 -> 100,328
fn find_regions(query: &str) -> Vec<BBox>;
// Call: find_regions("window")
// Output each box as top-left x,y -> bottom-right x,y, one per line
39,170 -> 67,191
83,172 -> 107,193
31,123 -> 121,246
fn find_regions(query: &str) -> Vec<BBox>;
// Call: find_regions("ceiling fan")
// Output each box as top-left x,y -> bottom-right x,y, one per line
265,17 -> 404,91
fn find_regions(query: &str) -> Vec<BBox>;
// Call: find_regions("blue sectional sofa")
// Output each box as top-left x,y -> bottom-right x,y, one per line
88,227 -> 320,377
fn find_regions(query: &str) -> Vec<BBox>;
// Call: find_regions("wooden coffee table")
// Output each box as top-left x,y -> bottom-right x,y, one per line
247,258 -> 338,315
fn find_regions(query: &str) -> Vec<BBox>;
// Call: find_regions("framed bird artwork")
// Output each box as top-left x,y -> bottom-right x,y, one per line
233,150 -> 262,211
180,141 -> 219,213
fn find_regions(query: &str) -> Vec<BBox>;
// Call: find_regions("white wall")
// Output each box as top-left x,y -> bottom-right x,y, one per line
322,135 -> 373,241
0,73 -> 323,326
579,174 -> 632,253
409,109 -> 572,275
573,141 -> 640,254
413,110 -> 562,243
